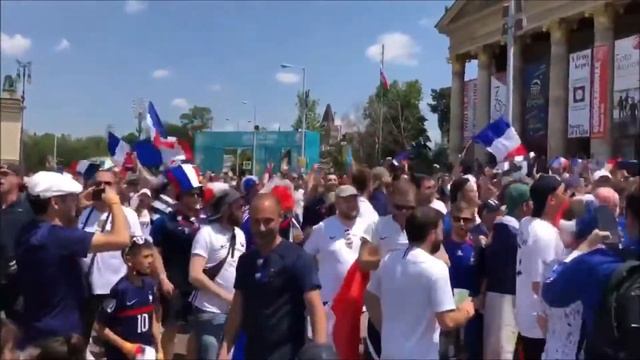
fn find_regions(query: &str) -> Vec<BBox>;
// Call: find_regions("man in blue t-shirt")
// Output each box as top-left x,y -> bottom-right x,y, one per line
542,190 -> 640,359
443,203 -> 482,359
15,171 -> 131,358
151,175 -> 203,360
95,238 -> 160,360
218,193 -> 327,360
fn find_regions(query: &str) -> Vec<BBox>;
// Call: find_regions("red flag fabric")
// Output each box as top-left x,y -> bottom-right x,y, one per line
505,144 -> 528,159
331,262 -> 369,360
379,66 -> 389,90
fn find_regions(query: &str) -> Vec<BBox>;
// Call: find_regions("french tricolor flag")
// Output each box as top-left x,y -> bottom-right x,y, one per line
165,163 -> 202,193
145,101 -> 193,165
473,116 -> 527,161
107,132 -> 133,167
146,101 -> 167,142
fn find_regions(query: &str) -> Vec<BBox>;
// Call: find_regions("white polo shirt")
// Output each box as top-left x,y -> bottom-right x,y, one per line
78,206 -> 143,295
369,215 -> 408,258
368,246 -> 455,359
190,223 -> 246,314
304,215 -> 373,303
358,196 -> 379,223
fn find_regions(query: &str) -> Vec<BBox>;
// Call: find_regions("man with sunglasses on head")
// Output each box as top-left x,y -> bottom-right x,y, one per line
76,169 -> 144,356
16,171 -> 131,359
150,164 -> 204,360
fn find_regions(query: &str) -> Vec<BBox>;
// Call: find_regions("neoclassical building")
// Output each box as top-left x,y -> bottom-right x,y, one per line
437,0 -> 639,162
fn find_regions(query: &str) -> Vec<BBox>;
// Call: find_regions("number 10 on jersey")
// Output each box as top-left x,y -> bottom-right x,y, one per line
137,313 -> 149,333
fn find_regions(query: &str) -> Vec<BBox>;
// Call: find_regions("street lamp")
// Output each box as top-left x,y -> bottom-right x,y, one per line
242,100 -> 258,175
280,63 -> 307,171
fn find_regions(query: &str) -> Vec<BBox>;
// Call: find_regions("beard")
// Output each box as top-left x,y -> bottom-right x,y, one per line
253,228 -> 278,246
429,239 -> 442,254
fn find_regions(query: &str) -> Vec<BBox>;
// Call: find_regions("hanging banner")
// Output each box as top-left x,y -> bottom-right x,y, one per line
523,62 -> 549,154
591,44 -> 611,139
490,72 -> 507,121
568,49 -> 592,138
613,34 -> 639,136
463,79 -> 478,143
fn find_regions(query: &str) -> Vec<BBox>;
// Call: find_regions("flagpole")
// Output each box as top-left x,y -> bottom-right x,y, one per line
378,44 -> 385,163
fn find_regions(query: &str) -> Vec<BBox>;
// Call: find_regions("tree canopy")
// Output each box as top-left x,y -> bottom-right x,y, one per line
427,87 -> 450,145
179,105 -> 213,133
356,80 -> 431,166
292,90 -> 322,131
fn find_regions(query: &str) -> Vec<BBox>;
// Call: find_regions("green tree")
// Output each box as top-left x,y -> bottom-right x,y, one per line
427,87 -> 450,145
360,80 -> 430,165
292,90 -> 322,131
179,105 -> 213,134
22,132 -> 108,172
121,132 -> 138,145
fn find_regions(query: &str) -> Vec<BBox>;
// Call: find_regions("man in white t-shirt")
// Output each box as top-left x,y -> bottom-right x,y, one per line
77,170 -> 142,354
304,185 -> 374,305
351,168 -> 379,223
515,175 -> 567,360
365,206 -> 475,360
189,188 -> 245,359
414,174 -> 447,215
357,179 -> 416,359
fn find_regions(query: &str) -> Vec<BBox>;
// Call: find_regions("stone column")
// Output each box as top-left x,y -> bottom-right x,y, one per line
449,55 -> 466,163
547,19 -> 569,159
511,38 -> 524,137
474,47 -> 493,162
591,4 -> 615,159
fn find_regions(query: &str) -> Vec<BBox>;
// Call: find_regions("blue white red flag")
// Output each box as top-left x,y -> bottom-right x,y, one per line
107,132 -> 132,167
473,116 -> 527,161
165,163 -> 202,193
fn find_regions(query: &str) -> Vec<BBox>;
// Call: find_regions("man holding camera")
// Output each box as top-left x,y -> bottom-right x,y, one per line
76,170 -> 143,347
15,171 -> 131,359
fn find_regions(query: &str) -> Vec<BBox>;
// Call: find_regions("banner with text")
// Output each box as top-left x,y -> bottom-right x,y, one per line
463,79 -> 478,143
568,49 -> 592,138
613,34 -> 639,137
591,44 -> 611,139
523,62 -> 549,155
490,72 -> 507,121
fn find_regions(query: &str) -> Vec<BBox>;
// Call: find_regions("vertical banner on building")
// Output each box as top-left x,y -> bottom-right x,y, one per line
568,49 -> 592,138
463,79 -> 478,143
523,62 -> 549,154
613,34 -> 640,138
490,72 -> 507,121
591,44 -> 611,139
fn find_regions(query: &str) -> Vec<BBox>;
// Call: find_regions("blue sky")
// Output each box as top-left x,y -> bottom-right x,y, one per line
1,0 -> 477,143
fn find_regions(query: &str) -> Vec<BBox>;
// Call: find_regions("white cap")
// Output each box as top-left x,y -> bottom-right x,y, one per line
593,169 -> 612,181
26,171 -> 83,199
429,200 -> 448,215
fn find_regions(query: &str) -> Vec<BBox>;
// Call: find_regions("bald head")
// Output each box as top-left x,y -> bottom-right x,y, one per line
250,193 -> 281,217
250,193 -> 283,247
594,187 -> 620,215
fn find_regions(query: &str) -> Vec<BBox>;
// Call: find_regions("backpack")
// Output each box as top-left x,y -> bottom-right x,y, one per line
590,254 -> 640,359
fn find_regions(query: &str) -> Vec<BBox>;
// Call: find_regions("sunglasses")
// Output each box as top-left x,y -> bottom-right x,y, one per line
94,181 -> 114,187
452,216 -> 475,224
393,204 -> 416,212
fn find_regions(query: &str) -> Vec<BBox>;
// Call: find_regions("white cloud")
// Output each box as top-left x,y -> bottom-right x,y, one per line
275,71 -> 301,84
171,98 -> 189,110
1,32 -> 32,57
208,84 -> 222,91
54,38 -> 70,52
365,32 -> 420,66
418,17 -> 434,27
151,68 -> 170,79
124,0 -> 148,14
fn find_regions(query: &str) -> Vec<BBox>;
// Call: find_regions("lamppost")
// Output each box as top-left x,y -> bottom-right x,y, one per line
242,101 -> 258,175
280,63 -> 306,170
132,98 -> 147,139
16,60 -> 32,167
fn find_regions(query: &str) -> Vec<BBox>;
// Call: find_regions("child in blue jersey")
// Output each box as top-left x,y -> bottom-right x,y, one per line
95,238 -> 162,360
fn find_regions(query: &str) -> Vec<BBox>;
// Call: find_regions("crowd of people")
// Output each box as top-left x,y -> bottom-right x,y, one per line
0,154 -> 639,360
